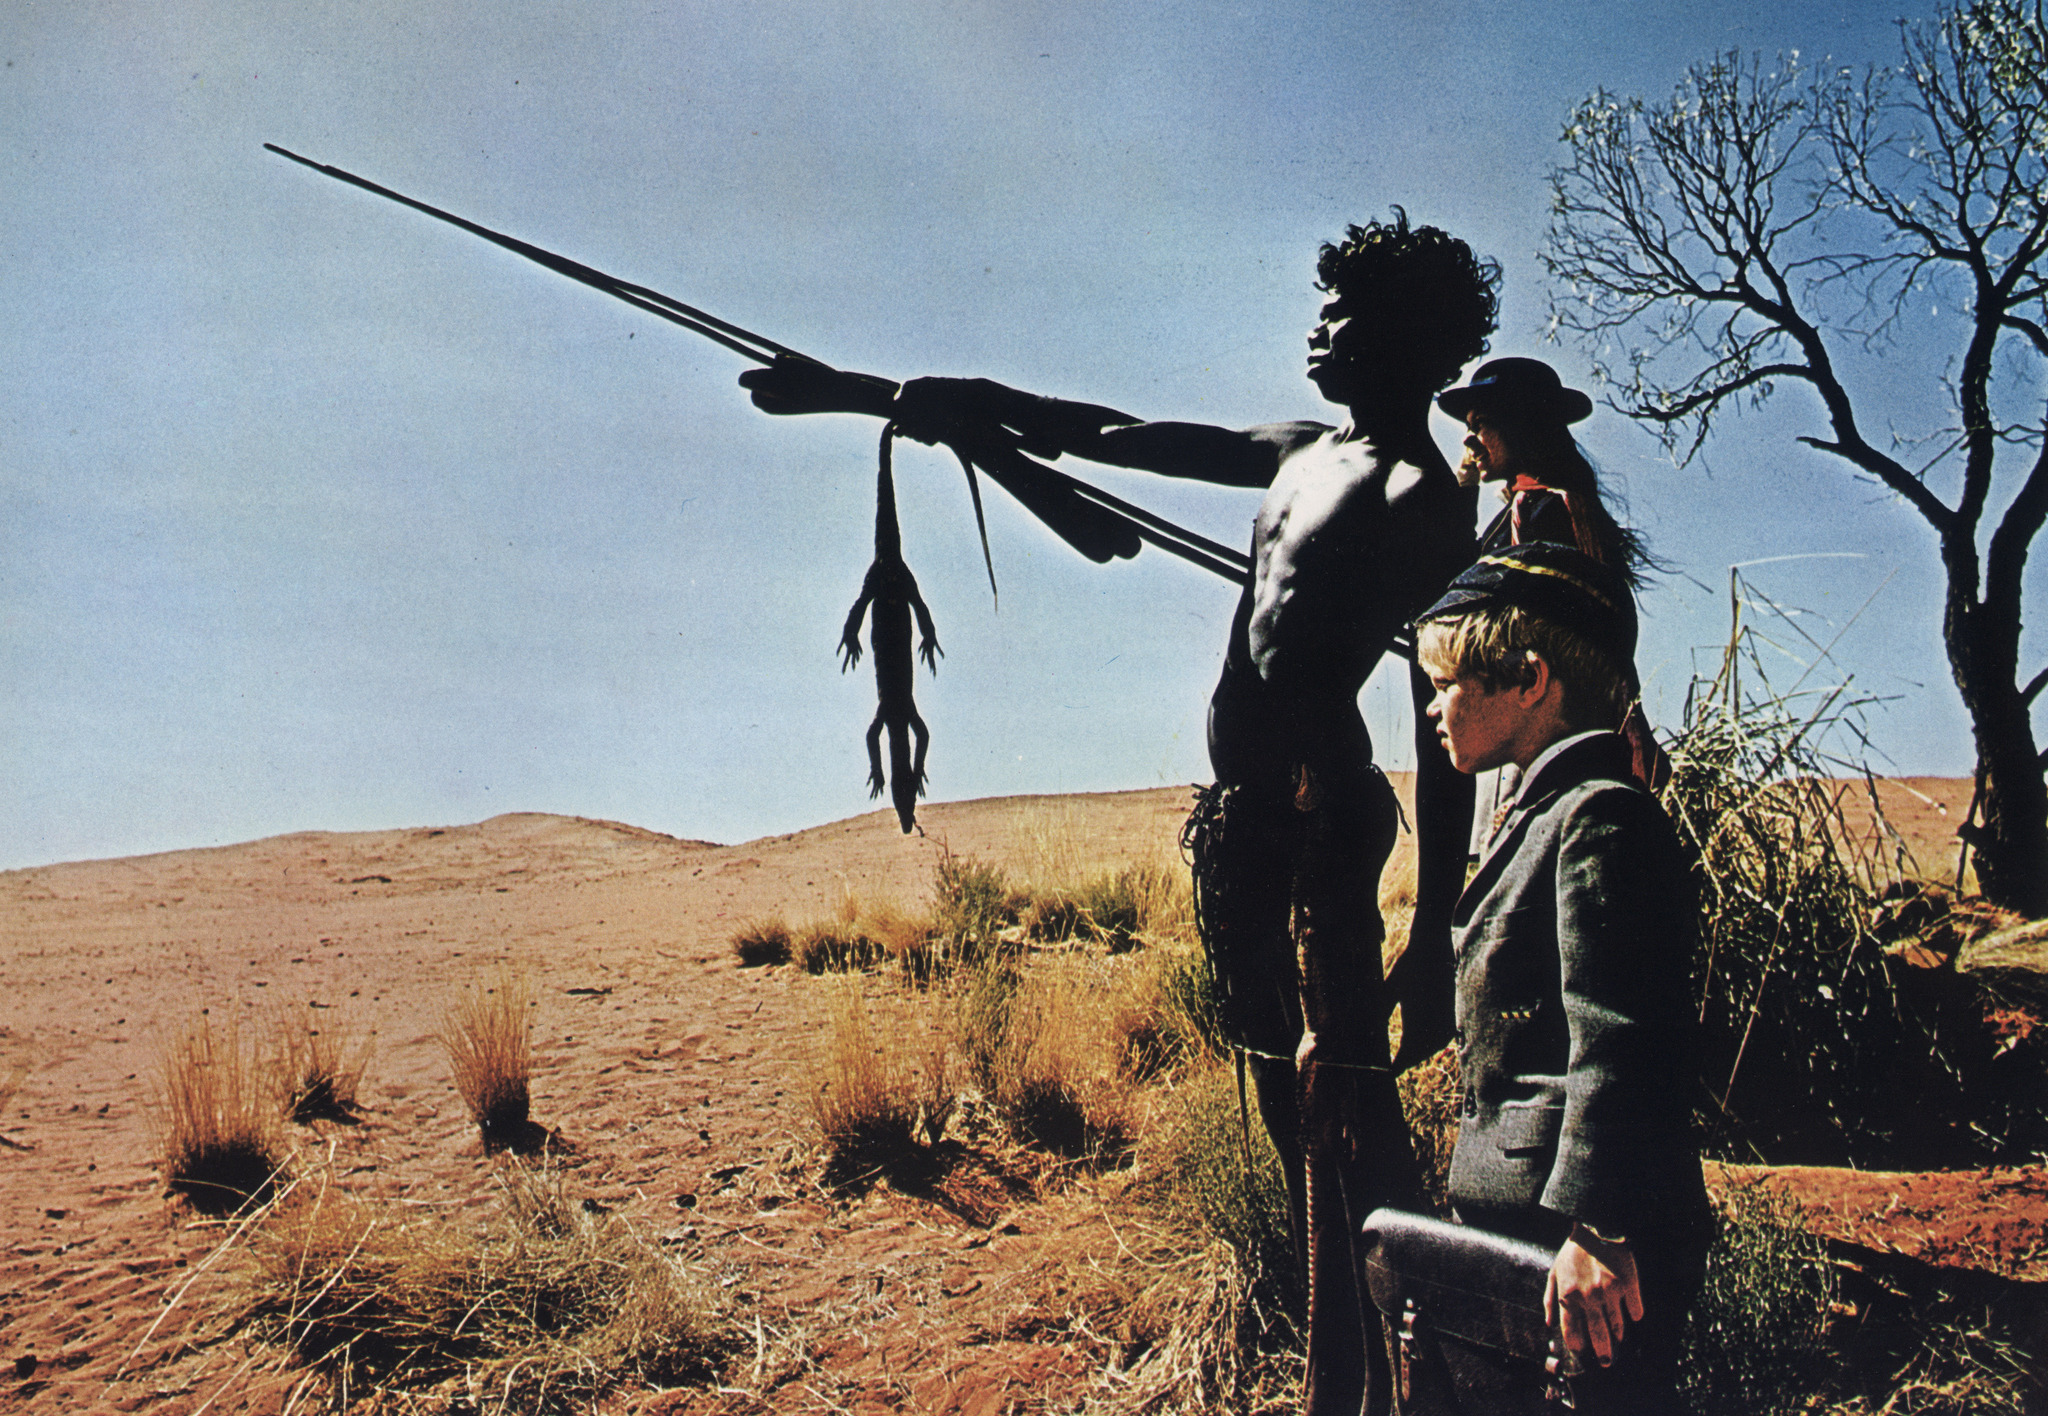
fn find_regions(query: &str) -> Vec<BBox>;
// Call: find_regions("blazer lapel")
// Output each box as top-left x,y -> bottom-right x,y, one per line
1461,732 -> 1628,899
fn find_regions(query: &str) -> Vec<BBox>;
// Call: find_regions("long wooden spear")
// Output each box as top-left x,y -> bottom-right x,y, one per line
263,144 -> 1249,586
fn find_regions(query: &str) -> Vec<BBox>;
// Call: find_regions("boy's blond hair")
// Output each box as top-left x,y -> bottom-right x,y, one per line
1418,603 -> 1634,731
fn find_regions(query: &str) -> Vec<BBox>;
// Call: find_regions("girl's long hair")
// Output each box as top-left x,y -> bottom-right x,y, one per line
1507,416 -> 1654,589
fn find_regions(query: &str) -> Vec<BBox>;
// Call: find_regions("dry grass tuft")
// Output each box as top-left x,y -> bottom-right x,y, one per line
1041,1200 -> 1305,1416
803,980 -> 952,1187
864,902 -> 943,978
1107,948 -> 1220,1083
156,1014 -> 284,1215
1004,804 -> 1199,955
1395,1043 -> 1460,1217
271,1009 -> 370,1124
731,917 -> 793,967
1051,1060 -> 1303,1414
1376,853 -> 1418,918
982,957 -> 1135,1161
1679,1180 -> 1838,1414
249,1161 -> 722,1410
1147,1060 -> 1299,1319
791,919 -> 887,974
441,971 -> 537,1151
1025,864 -> 1190,953
0,1046 -> 27,1150
932,847 -> 1025,950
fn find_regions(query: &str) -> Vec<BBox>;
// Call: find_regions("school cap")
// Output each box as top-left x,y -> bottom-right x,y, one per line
1415,542 -> 1638,668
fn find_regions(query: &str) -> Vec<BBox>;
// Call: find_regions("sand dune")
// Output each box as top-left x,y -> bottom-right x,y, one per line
0,775 -> 2023,1413
0,788 -> 1210,1412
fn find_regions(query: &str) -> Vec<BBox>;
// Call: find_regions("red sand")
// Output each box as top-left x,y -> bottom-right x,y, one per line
2,778 -> 2037,1413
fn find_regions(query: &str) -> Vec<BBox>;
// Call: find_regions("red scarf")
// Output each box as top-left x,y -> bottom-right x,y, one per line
1508,473 -> 1603,562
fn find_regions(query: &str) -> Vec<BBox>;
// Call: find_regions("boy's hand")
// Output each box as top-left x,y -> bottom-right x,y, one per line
1544,1225 -> 1643,1371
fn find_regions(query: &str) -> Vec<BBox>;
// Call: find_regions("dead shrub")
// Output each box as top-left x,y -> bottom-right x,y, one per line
271,1009 -> 370,1124
730,918 -> 793,967
249,1162 -> 721,1409
1663,575 -> 2035,1166
441,971 -> 537,1151
156,1014 -> 284,1215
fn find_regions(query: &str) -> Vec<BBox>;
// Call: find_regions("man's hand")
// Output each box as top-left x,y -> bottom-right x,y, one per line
1544,1226 -> 1643,1372
1386,938 -> 1454,1071
890,376 -> 1010,449
738,359 -> 895,419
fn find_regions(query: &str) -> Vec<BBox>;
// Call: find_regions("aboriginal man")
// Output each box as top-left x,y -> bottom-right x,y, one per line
742,211 -> 1498,1415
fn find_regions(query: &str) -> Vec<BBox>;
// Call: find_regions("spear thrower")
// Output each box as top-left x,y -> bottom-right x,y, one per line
264,144 -> 1251,830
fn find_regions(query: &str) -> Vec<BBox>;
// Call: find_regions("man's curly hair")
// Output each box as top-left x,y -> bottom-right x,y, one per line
1316,208 -> 1500,394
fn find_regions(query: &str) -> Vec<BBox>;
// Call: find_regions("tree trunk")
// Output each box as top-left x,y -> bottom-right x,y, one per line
1966,709 -> 2048,917
1946,553 -> 2048,916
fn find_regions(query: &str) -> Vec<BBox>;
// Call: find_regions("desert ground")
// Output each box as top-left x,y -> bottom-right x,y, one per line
1,777 -> 2041,1413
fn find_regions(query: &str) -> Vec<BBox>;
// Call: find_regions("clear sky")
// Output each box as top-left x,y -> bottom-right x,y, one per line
3,1 -> 2035,869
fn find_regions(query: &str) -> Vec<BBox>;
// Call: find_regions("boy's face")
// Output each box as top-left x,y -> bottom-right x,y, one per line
1420,630 -> 1566,775
1422,661 -> 1525,774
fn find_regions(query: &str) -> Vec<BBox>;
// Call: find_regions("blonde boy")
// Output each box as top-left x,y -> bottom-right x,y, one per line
1415,542 -> 1707,1413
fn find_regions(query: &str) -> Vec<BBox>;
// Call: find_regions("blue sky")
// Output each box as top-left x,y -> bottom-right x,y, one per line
2,0 -> 2032,868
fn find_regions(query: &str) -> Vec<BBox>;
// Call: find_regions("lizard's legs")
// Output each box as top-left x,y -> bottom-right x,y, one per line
864,714 -> 887,798
907,708 -> 930,797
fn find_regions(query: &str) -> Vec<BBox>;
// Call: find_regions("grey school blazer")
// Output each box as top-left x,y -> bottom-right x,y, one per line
1446,731 -> 1708,1240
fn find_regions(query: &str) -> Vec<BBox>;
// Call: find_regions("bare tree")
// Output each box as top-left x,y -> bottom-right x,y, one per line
1544,0 -> 2048,913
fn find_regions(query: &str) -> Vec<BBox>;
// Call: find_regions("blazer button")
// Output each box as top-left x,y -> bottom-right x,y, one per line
1461,1087 -> 1476,1118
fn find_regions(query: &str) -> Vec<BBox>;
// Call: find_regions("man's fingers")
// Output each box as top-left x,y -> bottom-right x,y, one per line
1625,1279 -> 1646,1325
1543,1270 -> 1559,1329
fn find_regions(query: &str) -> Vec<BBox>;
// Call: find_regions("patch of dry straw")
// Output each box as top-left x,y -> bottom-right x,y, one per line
247,1161 -> 721,1410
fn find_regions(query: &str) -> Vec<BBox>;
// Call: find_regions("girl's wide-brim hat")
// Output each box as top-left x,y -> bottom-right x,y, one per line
1438,357 -> 1594,425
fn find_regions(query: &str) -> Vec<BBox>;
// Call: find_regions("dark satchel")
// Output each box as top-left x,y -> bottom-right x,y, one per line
1360,1208 -> 1590,1414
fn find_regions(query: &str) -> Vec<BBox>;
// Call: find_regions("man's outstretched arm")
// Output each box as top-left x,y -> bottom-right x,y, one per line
740,361 -> 1322,489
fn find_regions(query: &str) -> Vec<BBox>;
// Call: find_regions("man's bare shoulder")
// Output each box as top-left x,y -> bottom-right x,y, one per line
1245,420 -> 1337,459
1383,450 -> 1459,506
